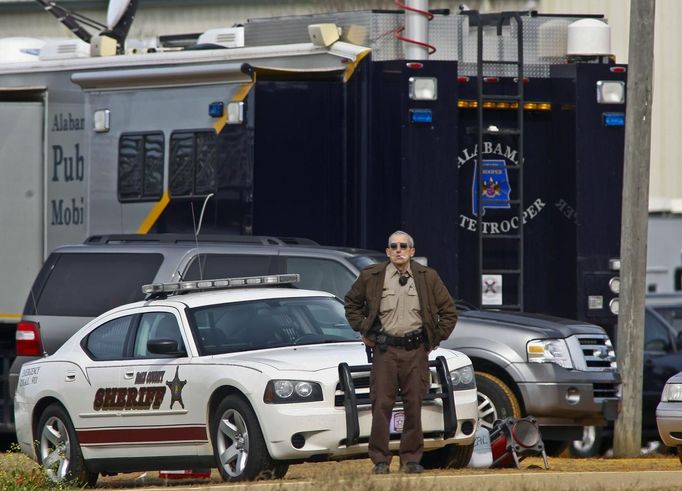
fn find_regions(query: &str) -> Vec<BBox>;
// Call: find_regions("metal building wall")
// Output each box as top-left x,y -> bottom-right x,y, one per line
540,0 -> 681,212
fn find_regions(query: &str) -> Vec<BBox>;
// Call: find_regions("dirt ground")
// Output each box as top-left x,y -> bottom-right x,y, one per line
93,454 -> 682,488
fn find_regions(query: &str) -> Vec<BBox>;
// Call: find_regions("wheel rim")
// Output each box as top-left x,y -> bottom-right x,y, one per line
477,391 -> 498,430
573,425 -> 596,451
216,408 -> 249,477
40,416 -> 70,482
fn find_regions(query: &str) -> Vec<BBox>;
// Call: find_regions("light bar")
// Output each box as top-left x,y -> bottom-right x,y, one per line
141,274 -> 300,296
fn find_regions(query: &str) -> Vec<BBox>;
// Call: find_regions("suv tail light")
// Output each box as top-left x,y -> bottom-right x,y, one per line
16,322 -> 44,356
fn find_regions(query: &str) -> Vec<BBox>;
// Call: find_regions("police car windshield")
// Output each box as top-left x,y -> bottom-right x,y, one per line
190,296 -> 360,355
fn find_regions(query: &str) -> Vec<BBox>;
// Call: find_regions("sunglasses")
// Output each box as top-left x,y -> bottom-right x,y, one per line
389,242 -> 410,250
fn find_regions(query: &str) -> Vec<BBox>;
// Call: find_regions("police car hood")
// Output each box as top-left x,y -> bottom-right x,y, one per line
224,343 -> 465,372
459,310 -> 607,338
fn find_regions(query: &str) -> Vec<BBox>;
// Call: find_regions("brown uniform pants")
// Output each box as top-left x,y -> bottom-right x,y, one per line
368,344 -> 430,465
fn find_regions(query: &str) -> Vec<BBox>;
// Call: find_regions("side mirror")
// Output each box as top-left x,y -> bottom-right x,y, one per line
148,338 -> 185,356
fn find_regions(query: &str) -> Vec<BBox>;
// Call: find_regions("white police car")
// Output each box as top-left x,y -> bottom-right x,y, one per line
14,274 -> 477,486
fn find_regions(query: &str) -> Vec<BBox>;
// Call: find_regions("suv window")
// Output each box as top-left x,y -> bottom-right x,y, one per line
84,315 -> 135,360
26,253 -> 163,317
283,256 -> 355,298
183,254 -> 276,281
644,310 -> 672,352
650,306 -> 682,334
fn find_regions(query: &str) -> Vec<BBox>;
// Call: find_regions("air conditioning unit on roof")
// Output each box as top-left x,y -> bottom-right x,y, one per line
40,39 -> 90,60
197,27 -> 244,48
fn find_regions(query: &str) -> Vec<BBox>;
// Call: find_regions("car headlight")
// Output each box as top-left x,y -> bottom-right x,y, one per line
662,383 -> 682,402
450,365 -> 476,391
263,380 -> 323,404
527,339 -> 574,369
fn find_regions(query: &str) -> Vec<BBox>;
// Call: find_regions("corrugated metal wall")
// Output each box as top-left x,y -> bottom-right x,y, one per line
1,0 -> 679,210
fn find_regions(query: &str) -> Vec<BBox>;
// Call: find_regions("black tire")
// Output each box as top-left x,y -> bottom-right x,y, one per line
543,440 -> 570,457
35,403 -> 98,487
211,394 -> 288,481
569,425 -> 609,458
421,443 -> 474,469
475,372 -> 522,432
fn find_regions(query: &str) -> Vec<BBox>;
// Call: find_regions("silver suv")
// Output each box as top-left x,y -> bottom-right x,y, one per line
10,234 -> 383,400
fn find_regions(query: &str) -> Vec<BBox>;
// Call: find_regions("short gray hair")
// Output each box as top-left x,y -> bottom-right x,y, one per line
388,230 -> 414,248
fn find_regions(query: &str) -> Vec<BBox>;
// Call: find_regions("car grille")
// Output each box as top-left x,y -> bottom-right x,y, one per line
575,334 -> 617,371
593,382 -> 620,399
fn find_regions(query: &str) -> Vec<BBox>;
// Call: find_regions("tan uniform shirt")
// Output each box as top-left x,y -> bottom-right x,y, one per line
378,263 -> 422,336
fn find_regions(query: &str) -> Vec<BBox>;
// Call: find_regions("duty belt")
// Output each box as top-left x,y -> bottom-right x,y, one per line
376,328 -> 424,350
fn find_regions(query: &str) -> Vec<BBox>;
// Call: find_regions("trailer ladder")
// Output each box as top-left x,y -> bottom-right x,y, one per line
471,11 -> 525,312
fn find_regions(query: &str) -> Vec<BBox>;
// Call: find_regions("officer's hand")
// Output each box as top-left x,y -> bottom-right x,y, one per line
362,336 -> 376,348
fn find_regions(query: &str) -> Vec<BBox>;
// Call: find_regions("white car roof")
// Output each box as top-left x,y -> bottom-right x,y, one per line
113,287 -> 336,313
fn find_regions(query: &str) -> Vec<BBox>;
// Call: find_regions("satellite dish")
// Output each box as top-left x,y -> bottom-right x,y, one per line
106,0 -> 132,30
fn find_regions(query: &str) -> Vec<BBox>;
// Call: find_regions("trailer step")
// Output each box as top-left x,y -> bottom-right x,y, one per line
482,269 -> 522,274
482,128 -> 521,136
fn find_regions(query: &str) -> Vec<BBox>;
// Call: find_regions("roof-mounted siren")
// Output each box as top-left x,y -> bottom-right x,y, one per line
91,0 -> 138,56
566,18 -> 612,63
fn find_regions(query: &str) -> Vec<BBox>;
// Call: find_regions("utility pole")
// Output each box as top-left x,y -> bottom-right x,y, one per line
613,0 -> 656,457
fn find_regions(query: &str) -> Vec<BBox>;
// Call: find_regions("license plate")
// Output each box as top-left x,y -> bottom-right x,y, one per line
389,411 -> 404,433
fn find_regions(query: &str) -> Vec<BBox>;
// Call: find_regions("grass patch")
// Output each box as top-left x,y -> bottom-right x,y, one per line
0,443 -> 73,491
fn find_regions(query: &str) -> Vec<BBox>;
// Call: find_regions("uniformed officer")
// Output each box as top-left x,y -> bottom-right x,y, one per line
344,231 -> 457,474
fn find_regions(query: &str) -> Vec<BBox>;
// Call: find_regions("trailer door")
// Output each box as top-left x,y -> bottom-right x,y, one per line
0,102 -> 44,324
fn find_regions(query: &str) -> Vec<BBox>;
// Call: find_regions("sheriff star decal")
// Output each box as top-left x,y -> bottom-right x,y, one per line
166,366 -> 187,409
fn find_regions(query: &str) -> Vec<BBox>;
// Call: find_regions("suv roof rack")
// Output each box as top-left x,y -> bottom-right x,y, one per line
84,234 -> 319,246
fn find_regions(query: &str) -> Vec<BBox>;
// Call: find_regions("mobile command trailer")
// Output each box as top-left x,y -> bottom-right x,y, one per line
72,9 -> 625,333
0,39 -> 95,431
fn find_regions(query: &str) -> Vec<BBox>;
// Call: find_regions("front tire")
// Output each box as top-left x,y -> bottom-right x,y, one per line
475,372 -> 522,431
36,403 -> 98,487
211,395 -> 288,481
421,444 -> 474,469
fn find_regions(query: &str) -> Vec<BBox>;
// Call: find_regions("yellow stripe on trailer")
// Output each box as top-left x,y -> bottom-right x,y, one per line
136,191 -> 170,234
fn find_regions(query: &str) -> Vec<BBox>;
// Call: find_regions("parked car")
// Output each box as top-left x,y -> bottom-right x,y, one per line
571,294 -> 682,457
14,274 -> 478,486
657,370 -> 682,461
10,234 -> 620,454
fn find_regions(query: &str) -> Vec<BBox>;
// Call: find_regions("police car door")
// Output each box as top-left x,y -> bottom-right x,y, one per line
117,308 -> 205,456
64,312 -> 139,450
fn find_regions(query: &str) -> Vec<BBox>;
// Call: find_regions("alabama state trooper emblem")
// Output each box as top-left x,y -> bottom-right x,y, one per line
472,159 -> 511,215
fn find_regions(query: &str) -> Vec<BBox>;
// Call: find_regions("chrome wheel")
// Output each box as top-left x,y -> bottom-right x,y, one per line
573,426 -> 597,452
216,408 -> 250,477
478,392 -> 498,430
39,415 -> 70,482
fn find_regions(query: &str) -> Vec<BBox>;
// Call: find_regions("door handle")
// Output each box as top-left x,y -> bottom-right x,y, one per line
124,371 -> 135,380
65,372 -> 76,382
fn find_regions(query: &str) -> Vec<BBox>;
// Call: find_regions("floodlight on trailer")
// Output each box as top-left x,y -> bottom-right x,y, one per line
141,274 -> 300,296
